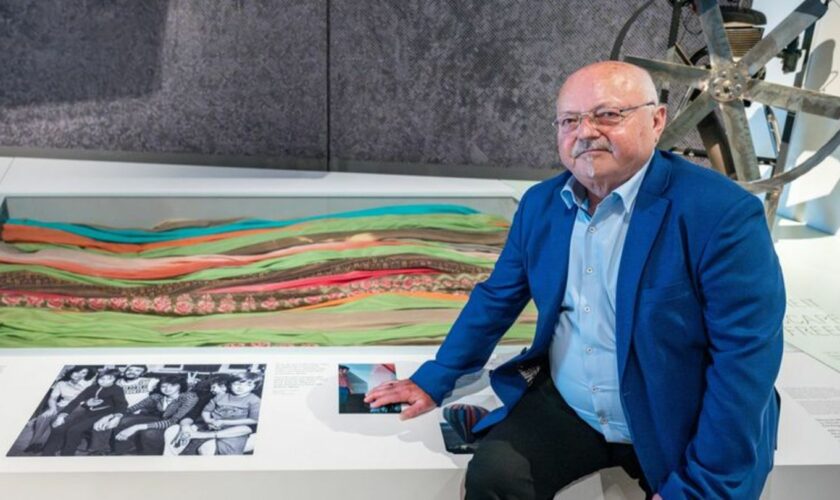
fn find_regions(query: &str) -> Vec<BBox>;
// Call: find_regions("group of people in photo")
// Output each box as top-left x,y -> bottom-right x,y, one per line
8,363 -> 264,457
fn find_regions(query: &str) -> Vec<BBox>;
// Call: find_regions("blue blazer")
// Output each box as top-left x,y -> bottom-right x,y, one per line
412,150 -> 785,499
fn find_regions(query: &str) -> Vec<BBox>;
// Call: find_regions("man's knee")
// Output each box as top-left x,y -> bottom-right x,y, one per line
65,425 -> 85,438
465,440 -> 534,499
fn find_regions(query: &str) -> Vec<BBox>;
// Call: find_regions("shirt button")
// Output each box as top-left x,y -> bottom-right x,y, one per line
585,267 -> 593,274
588,226 -> 596,233
591,386 -> 599,393
599,416 -> 608,425
583,305 -> 592,313
585,346 -> 593,354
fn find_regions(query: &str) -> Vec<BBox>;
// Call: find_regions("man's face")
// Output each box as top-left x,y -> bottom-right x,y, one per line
231,379 -> 256,396
70,368 -> 89,382
123,366 -> 146,379
160,382 -> 180,396
556,68 -> 665,193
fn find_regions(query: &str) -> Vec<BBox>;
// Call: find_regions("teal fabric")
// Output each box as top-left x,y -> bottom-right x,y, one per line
7,204 -> 479,243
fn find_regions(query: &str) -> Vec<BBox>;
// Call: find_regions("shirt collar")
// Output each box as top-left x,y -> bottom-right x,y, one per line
560,152 -> 654,214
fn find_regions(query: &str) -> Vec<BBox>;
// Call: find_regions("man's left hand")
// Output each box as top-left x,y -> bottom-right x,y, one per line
364,379 -> 435,420
93,414 -> 118,431
115,426 -> 140,441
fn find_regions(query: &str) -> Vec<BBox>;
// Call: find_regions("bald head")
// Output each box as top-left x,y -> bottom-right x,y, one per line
553,61 -> 667,205
557,61 -> 658,111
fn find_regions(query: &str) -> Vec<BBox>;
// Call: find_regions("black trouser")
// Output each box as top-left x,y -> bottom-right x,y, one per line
42,410 -> 106,456
465,368 -> 653,500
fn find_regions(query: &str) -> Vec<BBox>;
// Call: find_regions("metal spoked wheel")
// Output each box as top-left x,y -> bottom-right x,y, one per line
615,0 -> 840,224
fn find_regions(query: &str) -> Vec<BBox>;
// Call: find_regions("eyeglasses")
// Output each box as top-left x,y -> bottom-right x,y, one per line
552,102 -> 656,134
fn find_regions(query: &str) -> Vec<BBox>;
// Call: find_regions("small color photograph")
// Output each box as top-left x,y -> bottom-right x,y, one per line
338,363 -> 401,414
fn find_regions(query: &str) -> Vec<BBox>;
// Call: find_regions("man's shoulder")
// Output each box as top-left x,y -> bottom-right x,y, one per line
656,150 -> 751,204
654,150 -> 764,229
518,171 -> 571,206
77,384 -> 95,394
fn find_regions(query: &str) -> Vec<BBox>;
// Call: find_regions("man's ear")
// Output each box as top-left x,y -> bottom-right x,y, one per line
652,104 -> 668,144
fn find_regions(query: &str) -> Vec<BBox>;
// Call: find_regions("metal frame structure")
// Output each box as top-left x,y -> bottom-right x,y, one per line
617,0 -> 840,223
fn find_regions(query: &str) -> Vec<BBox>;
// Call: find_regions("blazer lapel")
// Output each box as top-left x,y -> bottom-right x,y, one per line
532,175 -> 577,355
615,153 -> 671,378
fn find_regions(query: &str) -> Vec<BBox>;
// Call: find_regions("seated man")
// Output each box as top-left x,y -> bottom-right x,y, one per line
42,369 -> 128,456
117,364 -> 159,407
366,61 -> 785,499
89,374 -> 198,455
165,372 -> 262,456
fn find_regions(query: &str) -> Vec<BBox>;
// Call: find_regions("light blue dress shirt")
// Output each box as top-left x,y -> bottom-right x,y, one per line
549,157 -> 651,443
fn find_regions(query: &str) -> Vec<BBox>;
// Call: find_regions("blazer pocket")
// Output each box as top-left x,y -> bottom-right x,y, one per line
640,281 -> 693,303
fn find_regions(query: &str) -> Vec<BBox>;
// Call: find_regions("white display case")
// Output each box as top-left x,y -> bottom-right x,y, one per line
2,156 -> 840,499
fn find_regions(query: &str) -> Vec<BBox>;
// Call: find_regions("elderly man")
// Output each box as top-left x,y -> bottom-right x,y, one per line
366,60 -> 784,499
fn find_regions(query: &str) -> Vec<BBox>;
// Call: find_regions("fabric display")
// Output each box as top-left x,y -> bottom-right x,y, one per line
0,204 -> 536,347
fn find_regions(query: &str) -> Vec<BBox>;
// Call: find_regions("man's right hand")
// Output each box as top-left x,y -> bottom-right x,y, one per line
51,414 -> 67,428
93,414 -> 121,431
364,379 -> 436,420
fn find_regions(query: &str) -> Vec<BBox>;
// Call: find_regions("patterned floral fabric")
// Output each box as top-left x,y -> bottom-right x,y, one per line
0,272 -> 484,316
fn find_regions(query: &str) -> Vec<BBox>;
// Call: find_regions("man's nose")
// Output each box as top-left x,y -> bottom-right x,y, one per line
576,115 -> 601,139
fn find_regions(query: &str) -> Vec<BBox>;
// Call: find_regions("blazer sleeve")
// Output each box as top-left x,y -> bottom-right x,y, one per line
411,194 -> 533,404
660,194 -> 785,499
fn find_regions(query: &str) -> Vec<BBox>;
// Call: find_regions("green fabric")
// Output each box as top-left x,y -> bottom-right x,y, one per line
0,322 -> 535,347
314,293 -> 463,312
314,293 -> 536,315
0,244 -> 497,288
9,214 -> 508,258
0,294 -> 536,347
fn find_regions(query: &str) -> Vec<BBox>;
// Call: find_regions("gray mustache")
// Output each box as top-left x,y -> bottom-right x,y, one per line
572,139 -> 612,157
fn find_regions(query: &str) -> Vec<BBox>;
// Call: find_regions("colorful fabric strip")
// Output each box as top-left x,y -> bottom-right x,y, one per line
6,204 -> 480,243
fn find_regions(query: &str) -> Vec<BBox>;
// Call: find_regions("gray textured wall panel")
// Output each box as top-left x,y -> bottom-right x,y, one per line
0,0 -> 682,178
0,0 -> 326,162
0,0 -> 166,107
330,0 -> 673,175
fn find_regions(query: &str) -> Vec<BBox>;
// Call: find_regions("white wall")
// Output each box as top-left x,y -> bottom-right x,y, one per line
752,0 -> 840,233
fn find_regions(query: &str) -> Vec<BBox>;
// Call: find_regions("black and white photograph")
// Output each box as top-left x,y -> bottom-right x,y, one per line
338,363 -> 401,414
8,363 -> 266,457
